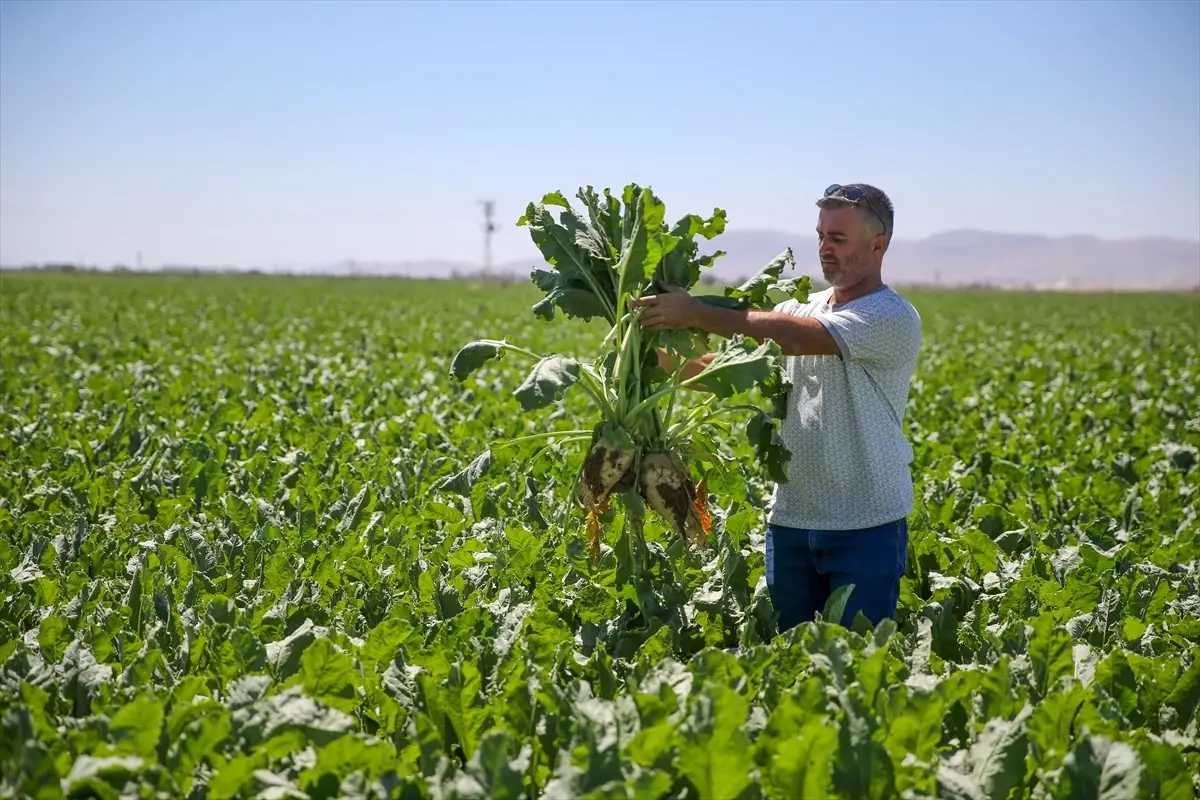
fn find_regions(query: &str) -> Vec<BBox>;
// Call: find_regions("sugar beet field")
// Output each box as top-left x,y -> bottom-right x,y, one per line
1,270 -> 1198,799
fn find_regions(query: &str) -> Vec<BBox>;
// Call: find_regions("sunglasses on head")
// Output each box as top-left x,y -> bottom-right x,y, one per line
824,184 -> 889,235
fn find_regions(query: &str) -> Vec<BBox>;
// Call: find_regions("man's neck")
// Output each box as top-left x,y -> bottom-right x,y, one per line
831,273 -> 884,305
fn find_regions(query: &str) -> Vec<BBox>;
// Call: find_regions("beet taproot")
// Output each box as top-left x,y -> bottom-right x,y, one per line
637,449 -> 707,547
578,435 -> 637,512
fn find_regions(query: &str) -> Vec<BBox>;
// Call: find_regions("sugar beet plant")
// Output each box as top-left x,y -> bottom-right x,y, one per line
448,184 -> 810,561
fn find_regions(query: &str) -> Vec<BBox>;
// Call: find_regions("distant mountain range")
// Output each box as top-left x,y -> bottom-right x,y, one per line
694,228 -> 1199,291
9,228 -> 1196,291
306,227 -> 1200,291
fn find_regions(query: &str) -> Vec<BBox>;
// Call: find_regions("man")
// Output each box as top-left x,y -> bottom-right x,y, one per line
628,183 -> 921,632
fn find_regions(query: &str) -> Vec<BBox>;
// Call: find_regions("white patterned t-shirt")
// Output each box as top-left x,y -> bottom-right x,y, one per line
766,284 -> 922,530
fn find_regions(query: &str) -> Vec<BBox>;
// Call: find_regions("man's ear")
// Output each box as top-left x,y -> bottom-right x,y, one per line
873,232 -> 889,256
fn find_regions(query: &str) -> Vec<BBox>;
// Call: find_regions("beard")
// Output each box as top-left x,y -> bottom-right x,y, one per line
822,254 -> 867,289
821,259 -> 854,288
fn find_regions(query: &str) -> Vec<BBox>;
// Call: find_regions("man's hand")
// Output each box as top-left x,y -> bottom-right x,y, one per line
628,284 -> 701,331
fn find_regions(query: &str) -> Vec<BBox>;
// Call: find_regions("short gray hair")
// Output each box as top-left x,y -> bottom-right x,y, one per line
816,184 -> 894,241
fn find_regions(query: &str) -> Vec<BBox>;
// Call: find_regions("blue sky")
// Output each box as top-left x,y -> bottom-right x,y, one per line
1,0 -> 1197,268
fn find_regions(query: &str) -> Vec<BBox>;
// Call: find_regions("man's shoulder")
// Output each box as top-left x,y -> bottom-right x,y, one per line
774,285 -> 919,332
857,285 -> 921,325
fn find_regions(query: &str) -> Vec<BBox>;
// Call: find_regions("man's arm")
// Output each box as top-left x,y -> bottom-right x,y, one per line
629,285 -> 841,357
685,304 -> 841,358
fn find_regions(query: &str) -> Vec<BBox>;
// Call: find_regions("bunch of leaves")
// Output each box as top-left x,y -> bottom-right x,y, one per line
447,184 -> 809,562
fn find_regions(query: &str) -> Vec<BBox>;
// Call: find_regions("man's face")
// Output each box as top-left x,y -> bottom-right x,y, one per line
816,205 -> 879,289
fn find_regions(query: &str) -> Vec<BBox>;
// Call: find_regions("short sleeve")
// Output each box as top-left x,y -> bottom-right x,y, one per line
815,297 -> 920,367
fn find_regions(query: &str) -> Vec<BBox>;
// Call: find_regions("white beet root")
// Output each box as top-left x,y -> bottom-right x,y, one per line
578,437 -> 637,511
638,450 -> 704,545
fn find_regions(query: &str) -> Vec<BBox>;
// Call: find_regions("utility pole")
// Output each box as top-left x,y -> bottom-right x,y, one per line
478,199 -> 495,278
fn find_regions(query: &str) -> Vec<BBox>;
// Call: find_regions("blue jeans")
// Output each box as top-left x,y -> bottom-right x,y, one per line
765,518 -> 908,631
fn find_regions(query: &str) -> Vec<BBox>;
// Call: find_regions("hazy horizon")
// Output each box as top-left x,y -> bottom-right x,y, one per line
2,0 -> 1198,270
